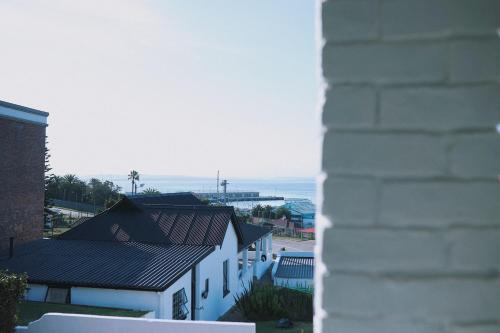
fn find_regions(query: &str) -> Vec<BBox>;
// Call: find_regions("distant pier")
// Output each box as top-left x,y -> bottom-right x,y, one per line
196,191 -> 284,203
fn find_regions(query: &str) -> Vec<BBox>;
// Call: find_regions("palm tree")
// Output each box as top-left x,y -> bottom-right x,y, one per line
142,187 -> 161,195
62,174 -> 79,200
128,170 -> 140,195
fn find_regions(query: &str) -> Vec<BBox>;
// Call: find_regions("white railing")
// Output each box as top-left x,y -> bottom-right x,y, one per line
16,313 -> 255,333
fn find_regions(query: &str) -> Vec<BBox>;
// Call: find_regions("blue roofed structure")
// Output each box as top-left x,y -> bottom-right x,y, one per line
282,199 -> 315,228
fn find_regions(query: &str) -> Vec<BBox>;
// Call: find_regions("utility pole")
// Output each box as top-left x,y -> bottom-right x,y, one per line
220,179 -> 229,205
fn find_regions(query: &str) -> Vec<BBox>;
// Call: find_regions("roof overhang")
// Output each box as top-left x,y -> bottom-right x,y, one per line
0,100 -> 48,126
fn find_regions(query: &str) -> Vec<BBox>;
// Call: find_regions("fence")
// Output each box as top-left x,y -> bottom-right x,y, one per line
49,199 -> 103,214
272,228 -> 315,240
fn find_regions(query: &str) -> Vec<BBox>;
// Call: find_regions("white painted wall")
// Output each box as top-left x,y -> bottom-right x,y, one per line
26,284 -> 48,302
71,287 -> 159,316
17,313 -> 255,333
195,223 -> 238,321
70,269 -> 192,320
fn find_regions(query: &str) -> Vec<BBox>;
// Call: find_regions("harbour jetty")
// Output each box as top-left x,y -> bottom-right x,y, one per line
196,192 -> 284,203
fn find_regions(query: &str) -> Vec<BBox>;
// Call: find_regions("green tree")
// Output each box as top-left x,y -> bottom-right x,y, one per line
128,170 -> 140,195
251,204 -> 264,217
45,174 -> 121,208
43,136 -> 53,208
274,207 -> 291,220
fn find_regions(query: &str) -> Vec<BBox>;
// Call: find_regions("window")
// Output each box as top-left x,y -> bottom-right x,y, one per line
223,259 -> 230,297
45,287 -> 70,304
172,288 -> 189,320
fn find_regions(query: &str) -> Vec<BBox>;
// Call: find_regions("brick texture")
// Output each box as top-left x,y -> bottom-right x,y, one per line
320,0 -> 500,332
0,117 -> 45,252
323,42 -> 447,84
380,85 -> 500,130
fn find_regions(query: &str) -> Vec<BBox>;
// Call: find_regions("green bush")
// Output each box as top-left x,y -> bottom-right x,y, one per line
234,282 -> 313,321
0,271 -> 27,333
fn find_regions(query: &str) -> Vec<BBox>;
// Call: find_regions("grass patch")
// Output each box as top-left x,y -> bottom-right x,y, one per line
17,301 -> 148,326
255,321 -> 313,333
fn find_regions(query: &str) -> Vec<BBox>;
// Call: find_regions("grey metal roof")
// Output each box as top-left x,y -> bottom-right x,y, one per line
59,201 -> 239,247
238,223 -> 272,251
0,239 -> 214,291
275,256 -> 314,280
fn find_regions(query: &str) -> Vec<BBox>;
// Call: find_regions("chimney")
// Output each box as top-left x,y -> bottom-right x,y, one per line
9,237 -> 14,259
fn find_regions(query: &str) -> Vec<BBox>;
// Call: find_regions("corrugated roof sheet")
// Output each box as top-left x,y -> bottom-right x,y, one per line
275,255 -> 314,280
284,199 -> 316,215
0,239 -> 213,291
59,204 -> 235,247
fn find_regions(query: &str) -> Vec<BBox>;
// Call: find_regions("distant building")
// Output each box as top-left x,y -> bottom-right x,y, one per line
272,251 -> 314,291
283,199 -> 315,228
0,100 -> 48,252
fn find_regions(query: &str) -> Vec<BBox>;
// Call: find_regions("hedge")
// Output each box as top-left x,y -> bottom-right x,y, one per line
0,271 -> 27,333
234,282 -> 313,321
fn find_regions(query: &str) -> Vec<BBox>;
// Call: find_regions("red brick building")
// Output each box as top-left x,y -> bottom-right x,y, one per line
0,100 -> 48,252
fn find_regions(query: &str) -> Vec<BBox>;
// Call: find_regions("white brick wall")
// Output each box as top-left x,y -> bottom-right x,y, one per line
318,0 -> 500,332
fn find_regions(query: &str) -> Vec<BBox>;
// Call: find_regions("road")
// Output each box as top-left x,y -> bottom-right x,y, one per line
272,237 -> 315,253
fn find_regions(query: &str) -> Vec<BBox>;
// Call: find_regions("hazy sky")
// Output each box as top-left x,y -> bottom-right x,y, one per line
0,0 -> 318,178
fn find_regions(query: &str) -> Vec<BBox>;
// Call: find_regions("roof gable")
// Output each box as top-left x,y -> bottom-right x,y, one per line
60,199 -> 242,247
60,195 -> 267,249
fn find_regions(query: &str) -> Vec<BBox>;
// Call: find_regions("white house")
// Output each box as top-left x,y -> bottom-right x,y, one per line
0,193 -> 273,321
272,251 -> 314,290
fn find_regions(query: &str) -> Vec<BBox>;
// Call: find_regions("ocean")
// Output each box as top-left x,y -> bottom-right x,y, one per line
92,175 -> 316,209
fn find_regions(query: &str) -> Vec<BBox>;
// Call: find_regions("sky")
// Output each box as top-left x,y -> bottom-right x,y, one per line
0,0 -> 318,178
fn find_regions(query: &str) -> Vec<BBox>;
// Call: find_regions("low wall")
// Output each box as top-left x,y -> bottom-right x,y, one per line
17,313 -> 255,333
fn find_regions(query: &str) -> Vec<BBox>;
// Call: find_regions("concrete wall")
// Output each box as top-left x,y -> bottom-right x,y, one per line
319,1 -> 500,333
17,313 -> 255,333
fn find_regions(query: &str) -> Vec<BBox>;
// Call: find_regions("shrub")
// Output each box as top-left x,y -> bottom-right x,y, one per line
278,287 -> 313,321
234,282 -> 313,322
0,270 -> 27,333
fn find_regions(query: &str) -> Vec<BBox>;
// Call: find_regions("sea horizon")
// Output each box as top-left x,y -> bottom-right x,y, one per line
79,174 -> 317,207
